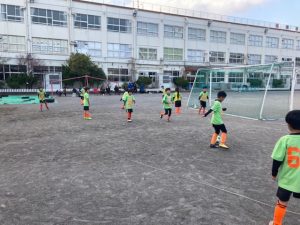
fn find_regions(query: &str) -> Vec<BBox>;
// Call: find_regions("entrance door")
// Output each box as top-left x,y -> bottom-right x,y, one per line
45,73 -> 62,92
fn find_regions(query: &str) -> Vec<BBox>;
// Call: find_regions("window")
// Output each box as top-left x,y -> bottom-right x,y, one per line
0,64 -> 27,80
75,41 -> 101,57
31,8 -> 67,26
282,57 -> 293,62
108,68 -> 129,82
265,55 -> 277,64
229,53 -> 244,64
137,22 -> 158,36
295,57 -> 300,67
248,54 -> 261,65
188,28 -> 206,41
139,48 -> 157,60
164,48 -> 183,61
210,30 -> 226,43
282,38 -> 294,49
248,35 -> 263,47
1,4 -> 23,22
266,37 -> 279,48
107,17 -> 131,33
164,25 -> 183,39
209,72 -> 225,83
74,13 -> 100,30
228,72 -> 243,83
230,32 -> 245,45
187,49 -> 205,62
209,51 -> 225,63
107,43 -> 132,58
0,35 -> 25,52
296,40 -> 300,50
163,70 -> 179,83
32,38 -> 68,54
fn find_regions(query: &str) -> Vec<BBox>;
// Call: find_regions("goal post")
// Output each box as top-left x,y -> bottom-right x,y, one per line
187,62 -> 295,120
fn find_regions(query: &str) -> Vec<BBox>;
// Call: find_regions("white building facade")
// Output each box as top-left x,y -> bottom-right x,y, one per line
1,0 -> 300,89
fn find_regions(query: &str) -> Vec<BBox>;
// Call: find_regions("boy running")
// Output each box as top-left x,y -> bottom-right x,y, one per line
204,91 -> 228,149
199,87 -> 209,115
38,87 -> 49,112
160,88 -> 173,122
269,110 -> 300,225
124,89 -> 135,122
83,87 -> 92,120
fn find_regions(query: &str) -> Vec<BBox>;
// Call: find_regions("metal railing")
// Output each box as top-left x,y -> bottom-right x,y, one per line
79,0 -> 300,32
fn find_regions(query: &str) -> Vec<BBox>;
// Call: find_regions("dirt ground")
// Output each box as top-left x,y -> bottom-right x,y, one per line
0,93 -> 299,225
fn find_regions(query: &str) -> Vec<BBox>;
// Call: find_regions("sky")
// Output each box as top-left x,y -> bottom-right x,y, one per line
103,0 -> 299,26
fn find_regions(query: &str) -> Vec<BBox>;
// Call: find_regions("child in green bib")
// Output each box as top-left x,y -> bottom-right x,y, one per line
269,110 -> 300,225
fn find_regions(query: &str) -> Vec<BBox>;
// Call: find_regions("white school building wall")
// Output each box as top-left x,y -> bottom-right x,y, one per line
0,0 -> 300,89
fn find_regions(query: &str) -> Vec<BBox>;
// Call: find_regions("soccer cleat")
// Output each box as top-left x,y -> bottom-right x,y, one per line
210,144 -> 218,148
219,144 -> 229,149
127,119 -> 132,122
85,117 -> 92,120
268,221 -> 273,225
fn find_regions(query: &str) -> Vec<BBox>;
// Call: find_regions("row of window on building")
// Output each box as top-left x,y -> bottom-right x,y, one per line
0,34 -> 297,65
1,4 -> 300,50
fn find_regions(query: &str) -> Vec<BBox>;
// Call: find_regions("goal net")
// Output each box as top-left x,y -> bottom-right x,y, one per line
187,62 -> 296,120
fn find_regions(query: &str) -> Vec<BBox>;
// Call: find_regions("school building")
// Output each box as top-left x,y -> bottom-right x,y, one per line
0,0 -> 300,89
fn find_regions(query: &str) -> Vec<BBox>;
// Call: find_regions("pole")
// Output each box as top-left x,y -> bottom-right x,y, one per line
209,71 -> 212,107
51,83 -> 53,96
290,61 -> 296,111
186,70 -> 198,108
85,75 -> 88,87
259,63 -> 274,120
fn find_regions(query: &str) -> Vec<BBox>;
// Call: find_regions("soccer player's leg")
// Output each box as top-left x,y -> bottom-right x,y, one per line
127,109 -> 133,122
269,187 -> 290,225
210,125 -> 220,148
45,101 -> 49,110
219,124 -> 229,149
40,100 -> 43,112
167,109 -> 172,122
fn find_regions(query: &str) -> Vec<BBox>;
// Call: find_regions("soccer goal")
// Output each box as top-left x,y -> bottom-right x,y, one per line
187,62 -> 296,120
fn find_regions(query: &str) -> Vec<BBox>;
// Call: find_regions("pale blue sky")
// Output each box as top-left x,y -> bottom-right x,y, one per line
106,0 -> 299,26
233,0 -> 299,26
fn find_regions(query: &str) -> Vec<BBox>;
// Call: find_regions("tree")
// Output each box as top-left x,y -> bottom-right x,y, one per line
136,76 -> 152,87
63,53 -> 106,86
17,54 -> 42,74
174,77 -> 189,89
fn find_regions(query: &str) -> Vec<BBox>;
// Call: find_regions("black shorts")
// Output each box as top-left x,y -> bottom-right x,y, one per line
83,106 -> 89,111
127,109 -> 133,113
212,124 -> 227,135
277,187 -> 300,202
175,101 -> 181,107
40,100 -> 45,103
200,100 -> 207,108
164,108 -> 172,116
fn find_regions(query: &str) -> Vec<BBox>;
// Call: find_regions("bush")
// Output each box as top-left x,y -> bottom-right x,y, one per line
0,81 -> 5,89
174,77 -> 189,89
6,73 -> 37,89
136,76 -> 152,87
248,79 -> 263,88
122,82 -> 128,90
272,79 -> 284,88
